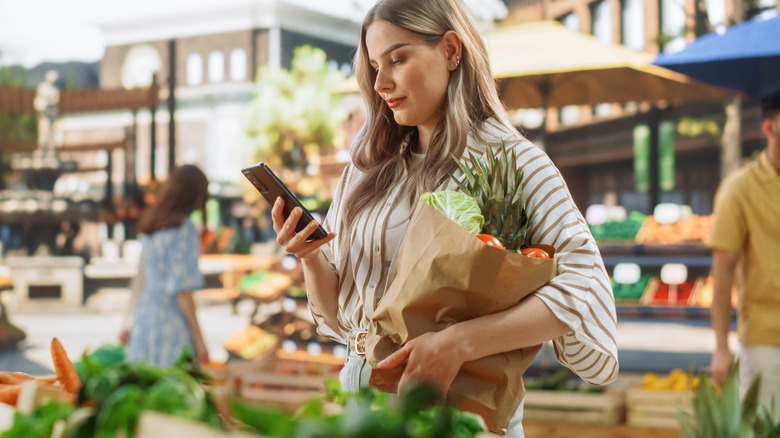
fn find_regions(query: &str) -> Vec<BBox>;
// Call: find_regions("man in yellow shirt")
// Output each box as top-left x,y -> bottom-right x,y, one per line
709,89 -> 780,419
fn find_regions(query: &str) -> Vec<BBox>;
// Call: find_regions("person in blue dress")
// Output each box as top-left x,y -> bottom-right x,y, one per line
127,164 -> 210,366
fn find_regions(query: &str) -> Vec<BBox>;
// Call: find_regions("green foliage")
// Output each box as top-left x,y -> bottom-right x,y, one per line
231,381 -> 487,438
679,363 -> 780,438
0,65 -> 26,87
0,114 -> 37,142
0,402 -> 76,438
1,348 -> 221,438
73,344 -> 126,383
0,65 -> 37,143
246,45 -> 347,171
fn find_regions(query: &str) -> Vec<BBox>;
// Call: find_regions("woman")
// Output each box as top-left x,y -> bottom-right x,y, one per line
128,164 -> 210,366
272,0 -> 618,435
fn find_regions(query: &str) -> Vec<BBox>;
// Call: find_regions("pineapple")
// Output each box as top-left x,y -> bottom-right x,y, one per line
679,363 -> 780,438
451,141 -> 529,251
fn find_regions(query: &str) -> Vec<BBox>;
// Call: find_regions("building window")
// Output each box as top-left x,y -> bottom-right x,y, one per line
661,0 -> 686,52
208,51 -> 225,83
560,12 -> 580,31
706,0 -> 726,32
186,53 -> 203,86
230,49 -> 247,81
621,0 -> 645,50
591,0 -> 614,44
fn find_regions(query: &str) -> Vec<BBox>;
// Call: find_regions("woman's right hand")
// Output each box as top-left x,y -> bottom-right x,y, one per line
272,197 -> 336,260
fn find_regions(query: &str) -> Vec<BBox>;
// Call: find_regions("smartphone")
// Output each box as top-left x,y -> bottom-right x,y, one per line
241,163 -> 328,241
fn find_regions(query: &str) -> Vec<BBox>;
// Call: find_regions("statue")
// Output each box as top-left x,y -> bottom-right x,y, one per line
33,70 -> 60,162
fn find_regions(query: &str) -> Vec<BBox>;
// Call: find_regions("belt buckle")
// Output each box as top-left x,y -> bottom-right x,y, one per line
349,330 -> 368,355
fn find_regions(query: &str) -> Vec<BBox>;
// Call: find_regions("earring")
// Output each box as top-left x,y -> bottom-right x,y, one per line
450,56 -> 461,70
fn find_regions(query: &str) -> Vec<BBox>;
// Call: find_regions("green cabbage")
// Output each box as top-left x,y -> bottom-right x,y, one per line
421,191 -> 484,235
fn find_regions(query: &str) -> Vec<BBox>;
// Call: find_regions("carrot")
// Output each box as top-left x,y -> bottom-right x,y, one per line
0,372 -> 27,385
0,384 -> 22,406
50,338 -> 81,393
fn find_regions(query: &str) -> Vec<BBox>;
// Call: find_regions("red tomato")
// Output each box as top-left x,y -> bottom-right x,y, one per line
521,247 -> 551,259
476,234 -> 505,249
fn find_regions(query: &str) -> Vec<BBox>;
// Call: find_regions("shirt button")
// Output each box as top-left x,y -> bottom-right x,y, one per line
369,283 -> 375,289
375,246 -> 380,253
385,201 -> 392,207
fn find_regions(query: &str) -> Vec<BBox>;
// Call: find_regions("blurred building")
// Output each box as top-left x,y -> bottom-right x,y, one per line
500,0 -> 779,214
59,0 -> 362,195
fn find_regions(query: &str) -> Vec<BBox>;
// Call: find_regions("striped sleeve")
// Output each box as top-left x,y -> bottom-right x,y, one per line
514,140 -> 619,386
308,163 -> 353,343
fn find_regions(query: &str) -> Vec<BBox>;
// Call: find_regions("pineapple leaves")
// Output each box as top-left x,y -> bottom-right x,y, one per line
451,153 -> 475,187
448,140 -> 528,251
680,362 -> 780,438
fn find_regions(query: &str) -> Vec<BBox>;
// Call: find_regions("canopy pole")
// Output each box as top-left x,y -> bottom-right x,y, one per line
721,96 -> 742,179
648,106 -> 660,210
536,78 -> 551,151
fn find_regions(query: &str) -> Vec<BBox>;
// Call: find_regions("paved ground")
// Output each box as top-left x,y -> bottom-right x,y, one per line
0,292 -> 254,374
0,289 -> 732,376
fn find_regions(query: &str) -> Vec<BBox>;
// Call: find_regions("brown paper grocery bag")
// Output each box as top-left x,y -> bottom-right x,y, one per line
366,201 -> 556,435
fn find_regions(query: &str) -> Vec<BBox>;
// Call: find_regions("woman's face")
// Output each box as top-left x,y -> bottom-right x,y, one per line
365,20 -> 452,137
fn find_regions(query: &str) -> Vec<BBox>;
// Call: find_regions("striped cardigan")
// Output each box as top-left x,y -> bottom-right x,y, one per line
314,118 -> 619,386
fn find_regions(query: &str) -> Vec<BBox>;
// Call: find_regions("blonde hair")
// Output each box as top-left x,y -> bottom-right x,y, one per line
346,0 -> 517,228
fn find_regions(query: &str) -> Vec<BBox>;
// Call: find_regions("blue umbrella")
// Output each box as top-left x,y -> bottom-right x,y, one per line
653,12 -> 780,97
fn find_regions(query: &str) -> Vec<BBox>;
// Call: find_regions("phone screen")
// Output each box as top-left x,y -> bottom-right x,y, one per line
241,163 -> 328,241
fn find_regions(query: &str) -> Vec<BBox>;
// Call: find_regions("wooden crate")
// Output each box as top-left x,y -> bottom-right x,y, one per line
523,389 -> 626,425
627,389 -> 692,429
232,349 -> 342,414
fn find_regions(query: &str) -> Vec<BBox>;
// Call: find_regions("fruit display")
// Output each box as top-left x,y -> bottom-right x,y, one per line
590,212 -> 646,242
238,271 -> 292,299
640,369 -> 708,392
612,273 -> 653,301
634,215 -> 714,245
224,326 -> 278,360
689,276 -> 738,308
646,280 -> 697,306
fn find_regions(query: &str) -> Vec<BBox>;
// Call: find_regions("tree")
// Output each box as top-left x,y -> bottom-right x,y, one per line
246,45 -> 347,176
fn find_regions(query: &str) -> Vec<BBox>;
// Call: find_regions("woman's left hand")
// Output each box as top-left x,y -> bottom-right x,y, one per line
377,329 -> 464,397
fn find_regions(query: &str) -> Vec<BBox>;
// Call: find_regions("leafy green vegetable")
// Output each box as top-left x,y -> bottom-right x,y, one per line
4,347 -> 223,438
420,191 -> 484,235
231,381 -> 487,438
74,344 -> 125,383
0,402 -> 75,438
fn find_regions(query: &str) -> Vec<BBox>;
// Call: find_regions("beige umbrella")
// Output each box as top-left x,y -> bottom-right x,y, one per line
485,21 -> 731,109
485,21 -> 732,209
